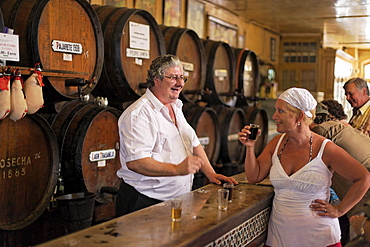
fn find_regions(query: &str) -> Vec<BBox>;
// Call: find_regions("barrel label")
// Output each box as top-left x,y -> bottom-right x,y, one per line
182,62 -> 194,72
52,40 -> 83,54
126,48 -> 150,59
89,149 -> 116,162
214,69 -> 228,77
0,156 -> 32,180
135,58 -> 143,66
129,21 -> 150,51
199,137 -> 209,146
0,33 -> 19,61
63,53 -> 73,61
227,133 -> 239,141
0,156 -> 32,168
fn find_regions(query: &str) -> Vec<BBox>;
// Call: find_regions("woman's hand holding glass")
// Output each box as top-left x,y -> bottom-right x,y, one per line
238,125 -> 260,147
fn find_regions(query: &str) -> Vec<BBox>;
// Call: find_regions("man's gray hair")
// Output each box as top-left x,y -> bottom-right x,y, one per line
343,77 -> 369,96
146,55 -> 183,87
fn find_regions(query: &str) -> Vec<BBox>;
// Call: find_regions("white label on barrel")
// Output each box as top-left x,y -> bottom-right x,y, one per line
0,33 -> 19,61
135,58 -> 143,65
98,160 -> 106,167
89,149 -> 116,162
227,133 -> 239,141
63,53 -> 73,61
52,40 -> 83,54
214,69 -> 228,78
199,137 -> 209,146
126,48 -> 150,59
182,62 -> 194,72
129,21 -> 150,51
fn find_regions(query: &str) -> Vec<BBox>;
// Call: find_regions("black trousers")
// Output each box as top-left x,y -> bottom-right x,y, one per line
115,179 -> 162,217
339,214 -> 350,246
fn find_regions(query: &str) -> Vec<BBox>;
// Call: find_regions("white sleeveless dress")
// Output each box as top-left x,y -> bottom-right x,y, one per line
265,134 -> 341,247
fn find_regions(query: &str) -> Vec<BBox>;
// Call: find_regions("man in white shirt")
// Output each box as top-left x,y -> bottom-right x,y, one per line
116,55 -> 237,216
344,77 -> 370,136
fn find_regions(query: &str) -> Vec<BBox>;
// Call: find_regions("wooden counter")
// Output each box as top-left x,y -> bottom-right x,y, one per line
37,173 -> 274,247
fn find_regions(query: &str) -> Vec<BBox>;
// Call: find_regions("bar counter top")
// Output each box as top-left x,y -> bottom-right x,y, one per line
37,173 -> 274,247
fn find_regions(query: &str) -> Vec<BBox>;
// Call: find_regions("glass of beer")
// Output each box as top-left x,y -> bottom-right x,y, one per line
223,183 -> 234,202
249,124 -> 260,140
170,199 -> 182,221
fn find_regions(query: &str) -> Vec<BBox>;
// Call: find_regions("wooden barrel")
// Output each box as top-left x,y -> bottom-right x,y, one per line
160,26 -> 206,103
202,40 -> 236,106
242,106 -> 269,156
49,101 -> 122,203
212,106 -> 247,166
0,115 -> 59,230
182,103 -> 220,166
91,6 -> 166,103
234,49 -> 260,105
0,0 -> 104,102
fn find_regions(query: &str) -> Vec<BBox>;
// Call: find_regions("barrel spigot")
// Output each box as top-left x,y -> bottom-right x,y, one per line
65,77 -> 96,101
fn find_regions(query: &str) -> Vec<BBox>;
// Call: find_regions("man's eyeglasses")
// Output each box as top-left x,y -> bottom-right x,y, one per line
164,75 -> 188,83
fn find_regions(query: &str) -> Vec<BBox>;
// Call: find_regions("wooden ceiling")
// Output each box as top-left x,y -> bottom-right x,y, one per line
210,0 -> 370,49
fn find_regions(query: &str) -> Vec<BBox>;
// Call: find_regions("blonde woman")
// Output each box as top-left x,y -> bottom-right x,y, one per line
239,87 -> 370,247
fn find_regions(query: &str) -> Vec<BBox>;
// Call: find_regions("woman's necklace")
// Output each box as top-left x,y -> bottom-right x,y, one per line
278,134 -> 313,162
308,134 -> 313,162
277,136 -> 289,160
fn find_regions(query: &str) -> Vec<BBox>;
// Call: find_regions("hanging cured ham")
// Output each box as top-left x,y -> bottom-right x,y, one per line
0,69 -> 11,119
24,63 -> 44,114
8,68 -> 28,121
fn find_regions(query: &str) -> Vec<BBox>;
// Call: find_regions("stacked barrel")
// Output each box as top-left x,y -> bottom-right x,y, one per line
0,2 -> 269,246
0,1 -> 120,245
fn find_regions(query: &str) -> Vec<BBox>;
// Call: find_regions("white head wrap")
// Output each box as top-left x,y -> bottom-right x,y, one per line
278,87 -> 317,118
